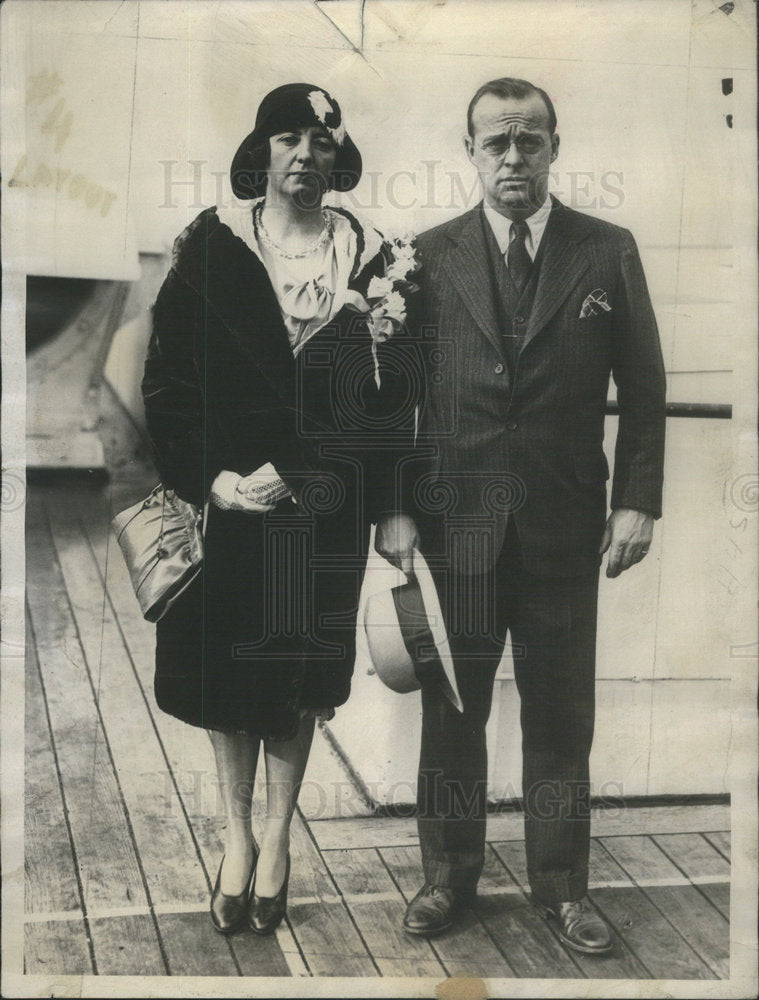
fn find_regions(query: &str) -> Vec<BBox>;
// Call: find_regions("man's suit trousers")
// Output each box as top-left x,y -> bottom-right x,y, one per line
418,518 -> 600,905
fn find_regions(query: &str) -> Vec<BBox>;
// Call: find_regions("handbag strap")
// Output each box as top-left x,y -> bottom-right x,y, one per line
156,487 -> 168,557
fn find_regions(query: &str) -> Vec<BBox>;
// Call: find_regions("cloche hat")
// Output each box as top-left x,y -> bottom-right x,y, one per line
230,82 -> 362,200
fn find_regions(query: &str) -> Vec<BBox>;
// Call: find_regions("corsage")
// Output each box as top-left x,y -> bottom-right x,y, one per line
345,234 -> 419,387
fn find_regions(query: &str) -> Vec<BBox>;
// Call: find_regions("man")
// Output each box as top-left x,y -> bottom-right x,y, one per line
376,77 -> 666,953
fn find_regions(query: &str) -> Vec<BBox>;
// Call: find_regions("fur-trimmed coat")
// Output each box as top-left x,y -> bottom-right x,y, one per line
141,205 -> 416,739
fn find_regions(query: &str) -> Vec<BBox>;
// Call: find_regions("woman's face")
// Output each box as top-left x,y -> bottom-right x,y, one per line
266,126 -> 337,208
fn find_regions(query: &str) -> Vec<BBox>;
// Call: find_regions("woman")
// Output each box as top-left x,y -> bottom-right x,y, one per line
142,83 -> 415,935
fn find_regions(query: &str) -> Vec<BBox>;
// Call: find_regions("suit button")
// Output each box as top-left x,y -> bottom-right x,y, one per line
507,420 -> 518,431
514,315 -> 525,324
494,363 -> 504,374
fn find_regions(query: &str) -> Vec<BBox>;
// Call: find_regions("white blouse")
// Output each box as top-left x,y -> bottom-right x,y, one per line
217,199 -> 362,356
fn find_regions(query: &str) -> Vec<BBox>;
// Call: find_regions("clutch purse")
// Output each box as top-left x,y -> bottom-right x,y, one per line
111,485 -> 203,622
236,462 -> 292,506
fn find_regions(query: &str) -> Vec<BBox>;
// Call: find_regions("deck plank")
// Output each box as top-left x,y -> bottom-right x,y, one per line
696,882 -> 730,920
24,920 -> 93,976
25,494 -> 150,916
639,887 -> 728,978
475,893 -> 584,979
652,832 -> 731,879
651,832 -> 731,919
311,814 -> 421,852
600,835 -> 728,978
280,900 -> 378,978
703,830 -> 730,861
45,492 -> 209,908
157,912 -> 241,977
586,840 -> 716,979
88,915 -> 166,976
24,612 -> 81,917
602,831 -> 727,883
222,926 -> 299,978
309,803 -> 730,852
322,848 -> 445,977
491,840 -> 651,979
379,843 -> 517,979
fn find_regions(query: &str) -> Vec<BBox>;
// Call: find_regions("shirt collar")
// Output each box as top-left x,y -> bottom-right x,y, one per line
483,195 -> 553,260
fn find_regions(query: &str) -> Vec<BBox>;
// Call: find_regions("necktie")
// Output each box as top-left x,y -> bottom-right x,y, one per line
507,220 -> 532,295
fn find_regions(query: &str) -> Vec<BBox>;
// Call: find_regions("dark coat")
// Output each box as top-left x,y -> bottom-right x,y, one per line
141,206 -> 414,739
408,199 -> 666,577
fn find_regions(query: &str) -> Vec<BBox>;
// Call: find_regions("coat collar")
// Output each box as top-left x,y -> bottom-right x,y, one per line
171,207 -> 298,414
171,205 -> 386,416
439,197 -> 593,353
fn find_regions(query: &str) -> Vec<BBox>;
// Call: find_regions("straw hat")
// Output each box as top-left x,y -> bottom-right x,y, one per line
364,549 -> 463,713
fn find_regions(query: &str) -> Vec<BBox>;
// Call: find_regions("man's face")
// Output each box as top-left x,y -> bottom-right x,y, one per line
465,92 -> 559,218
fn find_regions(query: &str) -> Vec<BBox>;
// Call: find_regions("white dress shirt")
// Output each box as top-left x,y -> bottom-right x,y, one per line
484,195 -> 553,263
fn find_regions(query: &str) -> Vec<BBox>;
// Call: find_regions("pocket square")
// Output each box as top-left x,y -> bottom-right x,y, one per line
579,289 -> 611,318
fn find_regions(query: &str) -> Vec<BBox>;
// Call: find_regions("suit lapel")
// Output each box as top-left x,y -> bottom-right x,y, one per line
522,199 -> 591,350
441,208 -> 503,358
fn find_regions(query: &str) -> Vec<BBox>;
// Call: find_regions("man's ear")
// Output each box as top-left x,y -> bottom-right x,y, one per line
550,133 -> 560,162
463,134 -> 475,163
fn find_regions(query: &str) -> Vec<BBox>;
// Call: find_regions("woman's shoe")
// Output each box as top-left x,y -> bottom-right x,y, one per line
248,853 -> 290,935
210,853 -> 256,934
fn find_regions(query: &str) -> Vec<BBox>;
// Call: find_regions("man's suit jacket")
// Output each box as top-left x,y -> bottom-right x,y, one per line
407,197 -> 666,577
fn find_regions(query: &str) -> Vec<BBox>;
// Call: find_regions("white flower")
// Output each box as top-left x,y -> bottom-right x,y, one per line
367,275 -> 393,300
308,90 -> 333,124
329,121 -> 346,146
392,240 -> 416,261
386,258 -> 415,282
382,290 -> 406,322
308,89 -> 345,146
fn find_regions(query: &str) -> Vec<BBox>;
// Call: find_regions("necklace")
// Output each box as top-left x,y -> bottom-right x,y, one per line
253,201 -> 333,259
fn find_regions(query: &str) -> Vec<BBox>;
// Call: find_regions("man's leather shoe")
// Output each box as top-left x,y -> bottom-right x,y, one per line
540,897 -> 613,955
210,854 -> 256,934
403,884 -> 456,936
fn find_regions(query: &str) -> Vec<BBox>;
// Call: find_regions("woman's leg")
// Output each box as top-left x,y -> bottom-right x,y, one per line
208,730 -> 260,894
254,715 -> 316,896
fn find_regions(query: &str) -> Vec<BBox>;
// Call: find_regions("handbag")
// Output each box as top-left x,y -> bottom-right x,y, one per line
111,484 -> 203,622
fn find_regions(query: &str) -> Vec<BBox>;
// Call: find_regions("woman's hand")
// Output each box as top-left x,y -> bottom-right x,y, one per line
210,471 -> 276,514
236,465 -> 291,506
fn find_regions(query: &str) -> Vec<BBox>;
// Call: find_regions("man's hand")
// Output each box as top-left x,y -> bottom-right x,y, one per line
375,513 -> 420,575
599,508 -> 654,578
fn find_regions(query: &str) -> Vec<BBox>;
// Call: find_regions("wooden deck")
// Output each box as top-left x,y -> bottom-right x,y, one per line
23,476 -> 731,982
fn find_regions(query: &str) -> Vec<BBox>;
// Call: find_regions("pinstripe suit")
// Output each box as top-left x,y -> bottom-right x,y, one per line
406,198 -> 666,904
